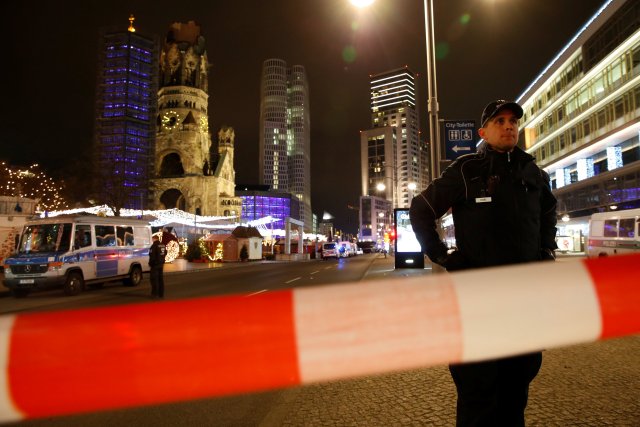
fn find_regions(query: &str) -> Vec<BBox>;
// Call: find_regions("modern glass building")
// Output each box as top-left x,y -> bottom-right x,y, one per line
94,16 -> 159,210
236,185 -> 300,230
517,0 -> 640,251
259,59 -> 311,231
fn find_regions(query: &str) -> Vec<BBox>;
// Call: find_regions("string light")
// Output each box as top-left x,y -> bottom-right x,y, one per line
40,206 -> 329,242
152,231 -> 179,263
0,162 -> 68,211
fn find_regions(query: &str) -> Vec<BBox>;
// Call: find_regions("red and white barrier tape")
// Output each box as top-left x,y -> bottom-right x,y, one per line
1,254 -> 638,421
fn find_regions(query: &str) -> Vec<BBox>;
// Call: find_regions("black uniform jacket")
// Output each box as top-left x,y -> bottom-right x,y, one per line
409,143 -> 557,270
148,241 -> 166,267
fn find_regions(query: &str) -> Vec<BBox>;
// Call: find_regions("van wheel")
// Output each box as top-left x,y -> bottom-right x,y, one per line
64,272 -> 84,296
124,266 -> 142,287
11,289 -> 30,298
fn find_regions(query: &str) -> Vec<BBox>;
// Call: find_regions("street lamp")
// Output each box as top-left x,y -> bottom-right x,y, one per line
407,181 -> 417,206
349,0 -> 375,6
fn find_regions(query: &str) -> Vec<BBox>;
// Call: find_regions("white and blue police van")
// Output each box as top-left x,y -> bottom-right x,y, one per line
2,215 -> 152,297
587,208 -> 640,258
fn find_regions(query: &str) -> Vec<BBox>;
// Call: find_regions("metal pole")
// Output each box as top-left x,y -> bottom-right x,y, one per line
424,0 -> 441,182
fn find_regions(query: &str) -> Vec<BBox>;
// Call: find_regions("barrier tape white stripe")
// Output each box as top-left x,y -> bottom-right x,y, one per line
0,254 -> 637,421
295,274 -> 461,383
451,260 -> 602,362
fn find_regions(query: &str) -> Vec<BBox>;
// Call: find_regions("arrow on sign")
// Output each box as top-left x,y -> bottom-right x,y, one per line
452,145 -> 472,153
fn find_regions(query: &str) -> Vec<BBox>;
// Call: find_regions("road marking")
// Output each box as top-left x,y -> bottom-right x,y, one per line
324,266 -> 332,270
285,277 -> 301,284
245,290 -> 268,297
310,271 -> 319,275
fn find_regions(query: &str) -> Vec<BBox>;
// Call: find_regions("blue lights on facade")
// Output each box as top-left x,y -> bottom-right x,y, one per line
238,191 -> 301,228
95,28 -> 158,210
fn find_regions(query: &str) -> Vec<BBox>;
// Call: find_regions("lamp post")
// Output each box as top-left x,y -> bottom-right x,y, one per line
423,0 -> 441,182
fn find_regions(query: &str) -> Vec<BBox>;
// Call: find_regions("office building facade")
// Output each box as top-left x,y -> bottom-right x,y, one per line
94,16 -> 159,210
359,66 -> 426,242
259,59 -> 312,231
518,0 -> 640,251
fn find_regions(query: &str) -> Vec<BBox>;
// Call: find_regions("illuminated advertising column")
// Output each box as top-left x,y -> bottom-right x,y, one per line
394,208 -> 424,269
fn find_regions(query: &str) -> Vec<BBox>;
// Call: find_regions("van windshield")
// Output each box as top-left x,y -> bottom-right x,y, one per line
17,223 -> 73,254
323,243 -> 336,250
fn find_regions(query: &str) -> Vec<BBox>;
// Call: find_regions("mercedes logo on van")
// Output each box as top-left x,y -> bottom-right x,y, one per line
24,265 -> 31,273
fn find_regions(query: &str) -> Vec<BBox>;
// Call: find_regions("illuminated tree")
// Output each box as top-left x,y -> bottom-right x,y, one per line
0,162 -> 68,211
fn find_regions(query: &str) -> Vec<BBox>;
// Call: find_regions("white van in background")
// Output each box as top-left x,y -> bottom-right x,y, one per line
587,208 -> 640,258
2,215 -> 152,297
339,241 -> 356,257
322,242 -> 339,260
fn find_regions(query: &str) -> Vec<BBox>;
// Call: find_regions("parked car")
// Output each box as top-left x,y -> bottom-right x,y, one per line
321,242 -> 339,260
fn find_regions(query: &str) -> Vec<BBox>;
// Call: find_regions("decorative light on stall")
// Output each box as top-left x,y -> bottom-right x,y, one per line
152,231 -> 179,263
213,242 -> 224,261
198,237 -> 213,261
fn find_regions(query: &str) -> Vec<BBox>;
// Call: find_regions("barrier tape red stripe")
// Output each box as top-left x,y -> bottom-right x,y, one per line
1,253 -> 638,421
584,255 -> 640,339
8,292 -> 300,418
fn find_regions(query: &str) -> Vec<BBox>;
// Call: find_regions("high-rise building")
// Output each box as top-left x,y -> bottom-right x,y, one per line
368,66 -> 427,207
259,59 -> 312,231
518,0 -> 640,252
359,66 -> 426,242
94,15 -> 159,210
151,21 -> 240,216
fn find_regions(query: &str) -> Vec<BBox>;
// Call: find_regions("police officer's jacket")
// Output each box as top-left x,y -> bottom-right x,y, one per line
149,241 -> 166,267
409,143 -> 557,270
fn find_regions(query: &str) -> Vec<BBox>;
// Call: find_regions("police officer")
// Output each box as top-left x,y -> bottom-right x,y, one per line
410,100 -> 557,426
148,235 -> 166,298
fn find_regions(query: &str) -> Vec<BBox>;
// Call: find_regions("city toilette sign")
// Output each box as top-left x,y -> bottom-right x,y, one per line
443,120 -> 476,161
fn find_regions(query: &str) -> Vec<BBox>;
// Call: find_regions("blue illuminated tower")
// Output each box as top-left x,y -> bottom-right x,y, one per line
94,15 -> 159,210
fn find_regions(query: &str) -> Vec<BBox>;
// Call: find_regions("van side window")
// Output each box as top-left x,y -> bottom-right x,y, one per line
619,218 -> 635,238
95,225 -> 116,247
74,225 -> 92,249
117,226 -> 135,246
603,220 -> 618,237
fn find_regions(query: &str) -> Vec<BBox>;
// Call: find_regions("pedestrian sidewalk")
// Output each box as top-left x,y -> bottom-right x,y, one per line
363,253 -> 434,281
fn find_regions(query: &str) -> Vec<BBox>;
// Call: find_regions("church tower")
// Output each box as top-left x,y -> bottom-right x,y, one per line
151,21 -> 240,217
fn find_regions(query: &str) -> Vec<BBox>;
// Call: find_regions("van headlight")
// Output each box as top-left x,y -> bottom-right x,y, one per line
48,262 -> 64,271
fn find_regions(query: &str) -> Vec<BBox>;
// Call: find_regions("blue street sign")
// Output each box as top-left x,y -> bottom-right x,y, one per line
443,120 -> 476,160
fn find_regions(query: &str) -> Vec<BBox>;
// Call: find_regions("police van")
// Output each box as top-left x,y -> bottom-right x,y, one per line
587,208 -> 640,257
2,215 -> 152,297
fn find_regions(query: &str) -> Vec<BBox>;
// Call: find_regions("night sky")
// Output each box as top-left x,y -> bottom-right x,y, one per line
5,0 -> 605,233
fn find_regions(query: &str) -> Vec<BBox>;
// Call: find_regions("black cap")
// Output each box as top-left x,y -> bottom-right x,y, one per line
480,100 -> 523,127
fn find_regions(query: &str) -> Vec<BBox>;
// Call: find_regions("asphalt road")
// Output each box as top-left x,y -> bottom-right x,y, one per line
3,254 -> 639,426
0,254 -> 379,314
